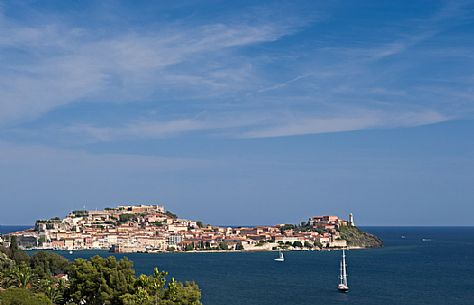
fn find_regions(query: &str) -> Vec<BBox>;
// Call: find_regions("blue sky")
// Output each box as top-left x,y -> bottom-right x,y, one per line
0,0 -> 473,225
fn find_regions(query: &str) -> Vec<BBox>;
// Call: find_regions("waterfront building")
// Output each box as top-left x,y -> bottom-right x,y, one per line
2,204 -> 359,253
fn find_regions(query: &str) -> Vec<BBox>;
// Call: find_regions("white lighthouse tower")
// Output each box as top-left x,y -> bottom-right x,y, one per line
349,213 -> 355,227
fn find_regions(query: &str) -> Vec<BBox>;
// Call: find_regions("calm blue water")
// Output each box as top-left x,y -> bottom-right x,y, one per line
0,225 -> 31,234
34,227 -> 474,305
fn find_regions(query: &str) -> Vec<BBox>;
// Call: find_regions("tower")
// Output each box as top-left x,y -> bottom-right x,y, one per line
349,213 -> 355,226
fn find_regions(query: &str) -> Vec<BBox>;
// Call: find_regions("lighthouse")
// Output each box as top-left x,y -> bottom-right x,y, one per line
349,213 -> 355,227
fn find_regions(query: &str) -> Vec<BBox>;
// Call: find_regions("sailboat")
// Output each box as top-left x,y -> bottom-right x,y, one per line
338,249 -> 349,292
274,250 -> 285,262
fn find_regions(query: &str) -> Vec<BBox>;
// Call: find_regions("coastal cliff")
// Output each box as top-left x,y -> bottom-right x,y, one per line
338,226 -> 383,248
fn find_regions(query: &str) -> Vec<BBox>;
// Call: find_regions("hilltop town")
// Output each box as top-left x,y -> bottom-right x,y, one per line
1,204 -> 382,253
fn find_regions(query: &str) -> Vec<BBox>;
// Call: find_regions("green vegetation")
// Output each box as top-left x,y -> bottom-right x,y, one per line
338,225 -> 383,248
292,241 -> 303,248
278,224 -> 295,233
119,213 -> 137,223
184,243 -> 194,251
0,288 -> 52,305
30,251 -> 69,278
0,237 -> 202,305
121,268 -> 201,305
218,242 -> 229,250
0,252 -> 14,270
71,210 -> 88,217
66,256 -> 135,305
0,236 -> 30,264
66,255 -> 201,305
279,220 -> 383,249
313,241 -> 323,249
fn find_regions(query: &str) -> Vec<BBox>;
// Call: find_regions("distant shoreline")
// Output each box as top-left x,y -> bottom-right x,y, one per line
26,246 -> 368,255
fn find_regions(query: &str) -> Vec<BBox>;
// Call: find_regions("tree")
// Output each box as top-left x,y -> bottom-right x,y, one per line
0,288 -> 52,305
30,251 -> 70,278
38,236 -> 46,246
0,248 -> 202,305
34,278 -> 65,304
218,242 -> 228,250
6,236 -> 30,265
314,241 -> 323,249
119,214 -> 137,223
142,267 -> 168,305
66,256 -> 136,305
0,252 -> 14,272
279,224 -> 295,233
162,279 -> 201,305
121,268 -> 201,305
292,241 -> 303,248
72,210 -> 89,217
9,236 -> 19,252
4,263 -> 35,289
0,252 -> 15,288
304,241 -> 313,248
235,242 -> 244,250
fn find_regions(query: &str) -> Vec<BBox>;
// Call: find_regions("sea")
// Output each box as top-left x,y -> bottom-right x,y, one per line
0,225 -> 31,234
3,226 -> 474,305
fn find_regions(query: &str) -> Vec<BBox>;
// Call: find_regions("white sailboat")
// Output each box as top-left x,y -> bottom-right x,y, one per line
338,249 -> 349,292
274,250 -> 285,262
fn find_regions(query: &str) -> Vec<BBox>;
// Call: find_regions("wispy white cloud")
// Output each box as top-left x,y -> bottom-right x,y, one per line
0,6 -> 308,125
239,110 -> 450,138
257,74 -> 313,93
319,2 -> 471,62
61,109 -> 450,141
65,119 -> 230,141
63,113 -> 268,141
0,0 -> 471,142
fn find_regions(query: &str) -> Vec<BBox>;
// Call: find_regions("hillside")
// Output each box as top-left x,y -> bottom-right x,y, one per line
338,226 -> 383,248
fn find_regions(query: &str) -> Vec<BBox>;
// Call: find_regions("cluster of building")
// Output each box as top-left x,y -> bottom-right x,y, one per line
4,205 -> 356,253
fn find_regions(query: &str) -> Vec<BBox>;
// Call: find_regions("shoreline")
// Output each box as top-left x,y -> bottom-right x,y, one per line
26,245 -> 370,254
4,207 -> 383,255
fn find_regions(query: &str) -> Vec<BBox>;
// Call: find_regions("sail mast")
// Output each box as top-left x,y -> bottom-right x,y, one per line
342,249 -> 348,286
339,260 -> 343,284
338,248 -> 349,292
